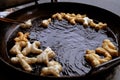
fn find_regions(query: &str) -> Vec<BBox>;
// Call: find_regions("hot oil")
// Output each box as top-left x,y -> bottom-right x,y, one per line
7,17 -> 118,77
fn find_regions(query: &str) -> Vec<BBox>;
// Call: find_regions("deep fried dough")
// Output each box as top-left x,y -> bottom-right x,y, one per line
10,41 -> 26,55
41,60 -> 62,77
14,32 -> 29,42
22,41 -> 43,56
102,39 -> 118,56
85,50 -> 101,67
37,47 -> 56,64
96,47 -> 112,63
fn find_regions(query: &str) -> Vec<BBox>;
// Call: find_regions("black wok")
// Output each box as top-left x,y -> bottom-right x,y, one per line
0,2 -> 120,80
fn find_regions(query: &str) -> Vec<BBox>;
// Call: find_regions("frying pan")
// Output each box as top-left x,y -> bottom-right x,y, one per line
0,2 -> 120,80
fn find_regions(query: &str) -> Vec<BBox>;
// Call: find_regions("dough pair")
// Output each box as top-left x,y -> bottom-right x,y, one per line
10,32 -> 29,55
85,39 -> 118,67
10,32 -> 42,55
38,47 -> 63,77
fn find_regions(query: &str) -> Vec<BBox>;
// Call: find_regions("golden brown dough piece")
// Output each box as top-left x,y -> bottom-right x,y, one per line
41,18 -> 51,27
102,39 -> 118,57
14,32 -> 29,42
83,17 -> 92,26
10,41 -> 27,55
22,41 -> 43,56
38,47 -> 62,77
52,13 -> 64,21
11,55 -> 37,64
96,47 -> 112,63
20,19 -> 32,28
16,53 -> 33,72
41,60 -> 62,77
10,32 -> 29,55
37,47 -> 56,64
64,14 -> 76,25
94,22 -> 107,29
85,50 -> 101,67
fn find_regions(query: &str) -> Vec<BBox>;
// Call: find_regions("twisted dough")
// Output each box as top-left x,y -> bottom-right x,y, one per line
41,18 -> 51,27
14,32 -> 29,42
22,41 -> 43,56
102,39 -> 118,57
11,55 -> 37,64
10,41 -> 27,55
41,60 -> 62,77
20,19 -> 32,28
10,32 -> 29,55
16,53 -> 33,72
37,47 -> 56,64
96,47 -> 112,63
85,50 -> 101,67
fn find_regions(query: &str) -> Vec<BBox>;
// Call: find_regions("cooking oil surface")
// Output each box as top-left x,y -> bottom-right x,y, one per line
7,18 -> 117,76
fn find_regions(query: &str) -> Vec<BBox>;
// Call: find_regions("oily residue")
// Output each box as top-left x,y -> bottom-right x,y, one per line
7,17 -> 117,77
